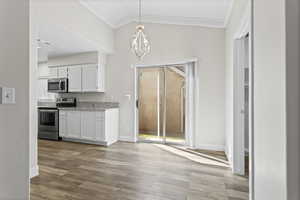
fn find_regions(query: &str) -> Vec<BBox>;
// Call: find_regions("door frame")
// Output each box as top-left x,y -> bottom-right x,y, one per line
133,59 -> 198,147
233,38 -> 247,175
233,0 -> 253,199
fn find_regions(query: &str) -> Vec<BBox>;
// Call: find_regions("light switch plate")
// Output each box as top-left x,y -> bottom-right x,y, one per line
0,87 -> 16,104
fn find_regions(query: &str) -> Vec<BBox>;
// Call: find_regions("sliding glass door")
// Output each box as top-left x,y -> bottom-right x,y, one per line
138,66 -> 186,144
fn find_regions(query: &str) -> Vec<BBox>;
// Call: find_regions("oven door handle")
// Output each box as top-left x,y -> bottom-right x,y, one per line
59,80 -> 62,91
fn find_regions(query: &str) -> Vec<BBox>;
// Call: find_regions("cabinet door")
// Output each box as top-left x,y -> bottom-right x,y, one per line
68,66 -> 82,92
49,67 -> 58,78
95,112 -> 105,142
58,67 -> 68,78
59,111 -> 67,137
97,54 -> 106,92
66,111 -> 81,138
82,65 -> 98,92
81,111 -> 96,140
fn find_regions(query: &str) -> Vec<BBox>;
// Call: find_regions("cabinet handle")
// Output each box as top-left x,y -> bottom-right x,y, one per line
136,100 -> 139,109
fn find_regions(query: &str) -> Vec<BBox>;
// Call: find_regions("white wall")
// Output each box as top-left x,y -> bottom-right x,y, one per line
48,52 -> 98,66
225,0 -> 249,164
286,0 -> 300,199
30,1 -> 39,178
105,23 -> 226,149
0,0 -> 30,199
253,0 -> 287,199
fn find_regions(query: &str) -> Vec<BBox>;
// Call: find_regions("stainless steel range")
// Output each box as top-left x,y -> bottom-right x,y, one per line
38,98 -> 76,140
38,107 -> 59,140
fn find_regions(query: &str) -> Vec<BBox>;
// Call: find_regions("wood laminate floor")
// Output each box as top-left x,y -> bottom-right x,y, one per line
31,140 -> 249,200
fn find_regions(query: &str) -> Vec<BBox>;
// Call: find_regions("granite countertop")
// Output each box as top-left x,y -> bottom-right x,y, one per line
38,100 -> 119,111
58,102 -> 119,111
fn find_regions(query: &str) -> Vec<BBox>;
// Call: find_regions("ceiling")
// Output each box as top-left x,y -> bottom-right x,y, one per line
38,0 -> 233,61
38,24 -> 97,62
79,0 -> 234,28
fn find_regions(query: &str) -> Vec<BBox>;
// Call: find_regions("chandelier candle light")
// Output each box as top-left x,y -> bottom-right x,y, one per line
130,0 -> 151,60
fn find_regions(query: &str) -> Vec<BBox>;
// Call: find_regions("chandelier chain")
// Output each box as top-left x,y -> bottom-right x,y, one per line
139,0 -> 142,24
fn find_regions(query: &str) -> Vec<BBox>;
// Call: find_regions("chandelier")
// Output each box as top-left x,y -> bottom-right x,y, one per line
130,0 -> 150,60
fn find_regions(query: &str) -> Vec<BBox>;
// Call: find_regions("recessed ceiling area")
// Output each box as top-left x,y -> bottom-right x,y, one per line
80,0 -> 234,28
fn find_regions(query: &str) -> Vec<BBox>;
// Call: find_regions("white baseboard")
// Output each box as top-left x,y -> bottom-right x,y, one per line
119,135 -> 136,143
195,144 -> 225,151
225,148 -> 232,165
30,165 -> 39,178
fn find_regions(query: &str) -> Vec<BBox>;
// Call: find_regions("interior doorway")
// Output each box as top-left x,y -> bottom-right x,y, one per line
233,34 -> 250,176
134,61 -> 197,147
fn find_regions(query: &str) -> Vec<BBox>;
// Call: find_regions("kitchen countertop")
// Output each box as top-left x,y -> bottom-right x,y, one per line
58,102 -> 119,111
38,101 -> 119,111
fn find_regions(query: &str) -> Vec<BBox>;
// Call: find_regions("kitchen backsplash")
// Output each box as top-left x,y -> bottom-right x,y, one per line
58,93 -> 115,102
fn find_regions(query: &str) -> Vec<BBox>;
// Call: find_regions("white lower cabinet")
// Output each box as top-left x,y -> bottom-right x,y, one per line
81,111 -> 97,140
59,109 -> 119,146
59,111 -> 67,137
95,112 -> 105,141
66,111 -> 81,138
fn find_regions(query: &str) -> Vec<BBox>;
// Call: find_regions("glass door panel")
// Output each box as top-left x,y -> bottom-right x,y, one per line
138,67 -> 164,143
164,67 -> 186,144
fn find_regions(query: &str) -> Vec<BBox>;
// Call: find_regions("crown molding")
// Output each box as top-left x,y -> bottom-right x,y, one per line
116,15 -> 225,29
224,0 -> 235,27
80,1 -> 226,29
80,1 -> 228,29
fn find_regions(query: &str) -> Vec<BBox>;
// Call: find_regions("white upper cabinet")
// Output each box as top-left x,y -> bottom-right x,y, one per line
49,67 -> 58,78
68,66 -> 82,92
68,64 -> 104,93
58,67 -> 68,78
97,54 -> 106,92
82,65 -> 98,92
46,53 -> 106,93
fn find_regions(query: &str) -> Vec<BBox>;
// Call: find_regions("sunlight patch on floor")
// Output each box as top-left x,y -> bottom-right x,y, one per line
153,144 -> 230,168
139,134 -> 185,144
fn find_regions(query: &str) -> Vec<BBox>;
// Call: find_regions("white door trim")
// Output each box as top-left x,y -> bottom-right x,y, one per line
233,38 -> 246,175
133,59 -> 198,147
185,62 -> 197,148
232,0 -> 253,199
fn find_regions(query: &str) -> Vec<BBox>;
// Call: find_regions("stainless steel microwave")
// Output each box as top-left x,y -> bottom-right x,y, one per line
48,78 -> 68,93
